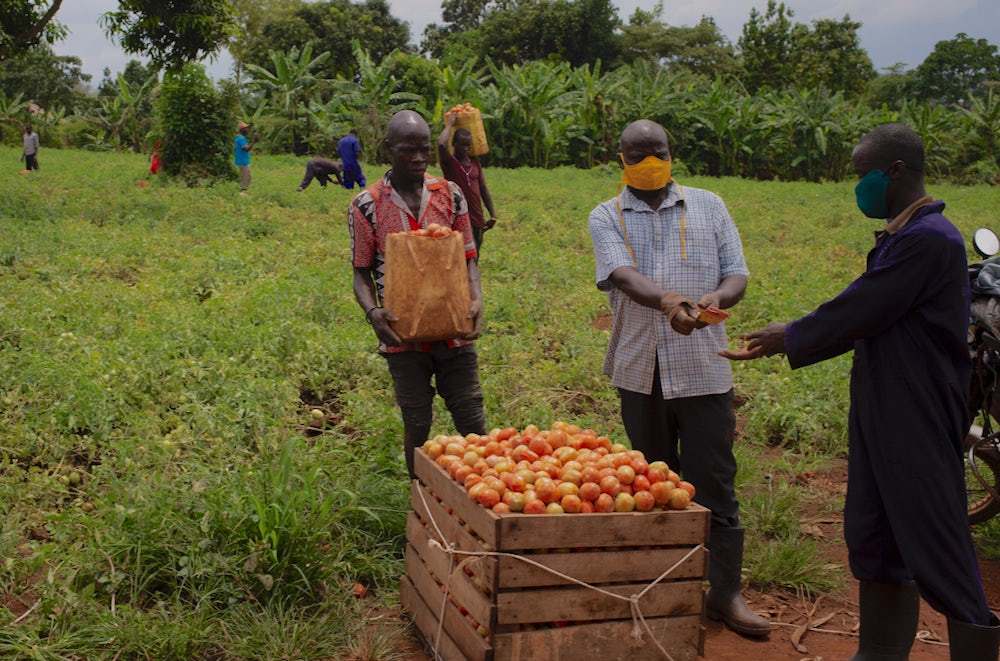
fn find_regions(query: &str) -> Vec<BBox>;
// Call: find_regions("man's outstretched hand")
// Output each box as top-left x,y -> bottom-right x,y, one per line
718,322 -> 788,361
719,344 -> 765,361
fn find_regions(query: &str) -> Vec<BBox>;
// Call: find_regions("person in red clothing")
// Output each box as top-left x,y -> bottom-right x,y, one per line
438,112 -> 498,253
349,110 -> 487,478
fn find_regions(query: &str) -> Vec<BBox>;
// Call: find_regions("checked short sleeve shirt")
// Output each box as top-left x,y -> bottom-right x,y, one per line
349,171 -> 477,353
588,183 -> 749,399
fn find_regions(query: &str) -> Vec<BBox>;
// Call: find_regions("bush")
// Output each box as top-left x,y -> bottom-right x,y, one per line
156,63 -> 238,185
53,116 -> 94,149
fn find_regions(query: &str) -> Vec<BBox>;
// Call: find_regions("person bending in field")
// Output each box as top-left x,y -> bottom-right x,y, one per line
588,119 -> 768,638
437,113 -> 497,253
338,129 -> 366,190
723,123 -> 999,660
348,110 -> 487,479
296,157 -> 343,191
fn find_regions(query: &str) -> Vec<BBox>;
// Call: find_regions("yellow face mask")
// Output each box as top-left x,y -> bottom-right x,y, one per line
620,154 -> 672,191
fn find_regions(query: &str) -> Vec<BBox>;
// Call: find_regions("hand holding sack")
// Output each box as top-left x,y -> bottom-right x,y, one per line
382,228 -> 474,342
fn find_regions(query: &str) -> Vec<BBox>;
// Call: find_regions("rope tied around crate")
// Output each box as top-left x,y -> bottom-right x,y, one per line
415,484 -> 703,661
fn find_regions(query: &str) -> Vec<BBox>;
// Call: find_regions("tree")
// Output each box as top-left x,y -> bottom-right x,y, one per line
913,33 -> 1000,104
422,0 -> 491,58
0,0 -> 66,61
227,0 -> 297,82
790,16 -> 875,97
477,0 -> 621,68
100,0 -> 236,71
619,6 -> 738,78
156,62 -> 237,181
98,59 -> 155,97
241,0 -> 410,81
737,0 -> 795,93
324,41 -> 421,163
0,43 -> 90,111
384,51 -> 443,117
864,63 -> 918,110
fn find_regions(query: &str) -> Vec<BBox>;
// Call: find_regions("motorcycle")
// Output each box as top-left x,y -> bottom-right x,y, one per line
966,227 -> 1000,524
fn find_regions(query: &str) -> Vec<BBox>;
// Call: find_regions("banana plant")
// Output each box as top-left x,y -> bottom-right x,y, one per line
88,72 -> 157,152
894,100 -> 954,178
956,90 -> 1000,179
324,41 -> 420,163
436,58 -> 491,123
0,91 -> 29,132
565,60 -> 627,167
484,58 -> 579,168
244,41 -> 331,154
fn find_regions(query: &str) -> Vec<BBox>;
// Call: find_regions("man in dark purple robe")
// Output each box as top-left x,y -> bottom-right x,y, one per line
724,123 -> 999,660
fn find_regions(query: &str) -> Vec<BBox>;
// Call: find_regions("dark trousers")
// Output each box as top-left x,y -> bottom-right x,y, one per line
619,369 -> 739,529
299,161 -> 338,190
342,166 -> 366,190
845,400 -> 991,624
383,343 -> 486,477
24,153 -> 38,170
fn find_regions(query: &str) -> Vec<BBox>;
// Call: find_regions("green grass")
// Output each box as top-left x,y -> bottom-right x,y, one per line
2,147 -> 1000,658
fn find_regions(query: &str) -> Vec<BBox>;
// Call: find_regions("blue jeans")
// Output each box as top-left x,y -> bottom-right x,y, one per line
383,343 -> 486,477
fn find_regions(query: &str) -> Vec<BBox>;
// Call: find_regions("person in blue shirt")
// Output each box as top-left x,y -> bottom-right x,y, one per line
725,123 -> 1000,660
234,122 -> 257,193
338,129 -> 366,190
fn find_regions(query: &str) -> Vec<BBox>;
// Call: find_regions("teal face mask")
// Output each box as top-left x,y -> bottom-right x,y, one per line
855,169 -> 890,219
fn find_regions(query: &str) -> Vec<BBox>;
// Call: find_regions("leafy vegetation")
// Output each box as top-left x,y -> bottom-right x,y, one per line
3,2 -> 998,187
2,149 -> 1000,657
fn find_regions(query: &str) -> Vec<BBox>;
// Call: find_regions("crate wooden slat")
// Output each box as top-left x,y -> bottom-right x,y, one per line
402,551 -> 492,661
495,545 -> 707,589
409,504 -> 707,591
495,579 -> 702,625
401,575 -> 485,661
492,616 -> 703,661
405,542 -> 495,635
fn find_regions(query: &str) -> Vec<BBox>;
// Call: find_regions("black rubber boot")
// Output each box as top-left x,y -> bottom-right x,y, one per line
947,612 -> 1000,661
848,580 -> 919,660
704,526 -> 771,637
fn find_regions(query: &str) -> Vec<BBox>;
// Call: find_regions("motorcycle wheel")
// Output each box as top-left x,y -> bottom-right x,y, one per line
965,427 -> 1000,525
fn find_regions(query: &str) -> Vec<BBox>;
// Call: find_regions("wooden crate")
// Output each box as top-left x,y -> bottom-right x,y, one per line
400,449 -> 710,661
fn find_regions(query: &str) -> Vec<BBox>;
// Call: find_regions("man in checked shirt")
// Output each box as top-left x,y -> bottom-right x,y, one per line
588,119 -> 767,637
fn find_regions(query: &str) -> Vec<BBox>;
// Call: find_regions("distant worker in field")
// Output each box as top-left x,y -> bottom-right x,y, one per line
438,112 -> 498,253
149,140 -> 162,175
233,121 -> 257,194
296,157 -> 342,191
588,119 -> 767,637
22,123 -> 39,172
723,123 -> 999,659
338,129 -> 366,190
348,110 -> 486,479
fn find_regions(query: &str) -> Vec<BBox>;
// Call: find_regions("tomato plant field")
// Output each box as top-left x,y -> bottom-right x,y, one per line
2,147 -> 1000,659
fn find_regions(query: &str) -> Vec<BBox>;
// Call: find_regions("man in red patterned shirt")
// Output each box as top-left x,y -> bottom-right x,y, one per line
349,110 -> 487,478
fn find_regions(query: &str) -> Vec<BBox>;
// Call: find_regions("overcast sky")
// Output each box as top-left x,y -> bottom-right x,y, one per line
52,0 -> 1000,85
